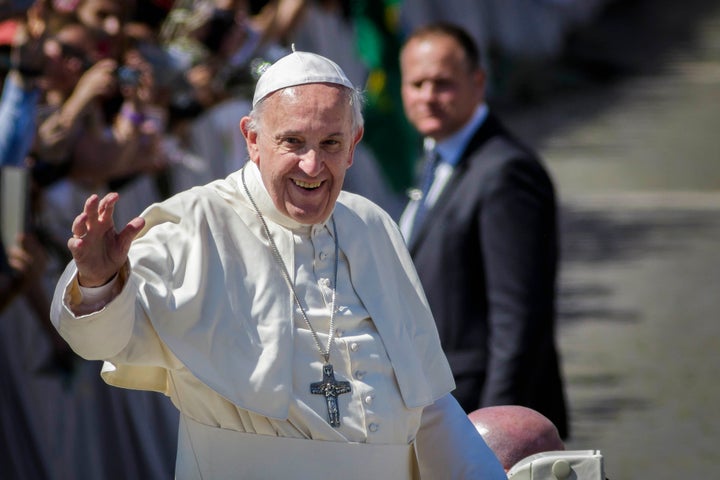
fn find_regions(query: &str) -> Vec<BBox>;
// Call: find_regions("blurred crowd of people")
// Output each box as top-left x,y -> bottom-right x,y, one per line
0,0 -> 611,478
0,2 -> 290,478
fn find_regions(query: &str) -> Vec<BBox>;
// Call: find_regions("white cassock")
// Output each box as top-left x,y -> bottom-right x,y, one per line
51,162 -> 505,479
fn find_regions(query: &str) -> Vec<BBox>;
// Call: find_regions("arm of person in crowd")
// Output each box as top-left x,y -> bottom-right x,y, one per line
35,58 -> 118,164
70,55 -> 168,184
39,50 -> 166,184
415,393 -> 506,479
0,71 -> 40,167
252,0 -> 308,47
0,17 -> 44,167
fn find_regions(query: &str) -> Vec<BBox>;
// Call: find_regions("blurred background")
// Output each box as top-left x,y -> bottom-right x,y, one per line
1,0 -> 719,478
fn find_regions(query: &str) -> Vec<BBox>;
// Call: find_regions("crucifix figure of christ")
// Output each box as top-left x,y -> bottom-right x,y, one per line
310,363 -> 351,427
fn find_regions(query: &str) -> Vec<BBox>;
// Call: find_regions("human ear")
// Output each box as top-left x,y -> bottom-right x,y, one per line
347,126 -> 364,167
240,117 -> 260,164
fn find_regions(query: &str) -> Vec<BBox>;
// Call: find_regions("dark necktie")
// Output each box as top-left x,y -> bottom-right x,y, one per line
410,146 -> 441,241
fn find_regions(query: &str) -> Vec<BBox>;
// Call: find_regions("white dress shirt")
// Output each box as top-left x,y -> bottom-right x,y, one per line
400,104 -> 489,241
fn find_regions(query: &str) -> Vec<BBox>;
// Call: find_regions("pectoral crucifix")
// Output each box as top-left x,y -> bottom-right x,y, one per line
310,363 -> 351,427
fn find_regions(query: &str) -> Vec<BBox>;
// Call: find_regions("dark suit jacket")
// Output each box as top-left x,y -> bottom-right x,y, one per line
408,113 -> 569,438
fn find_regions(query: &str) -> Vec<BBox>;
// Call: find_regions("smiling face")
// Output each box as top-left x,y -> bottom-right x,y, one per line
241,83 -> 363,225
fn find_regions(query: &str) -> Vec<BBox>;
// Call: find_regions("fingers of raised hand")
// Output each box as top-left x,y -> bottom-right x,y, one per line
70,195 -> 95,241
70,193 -> 119,242
97,192 -> 119,225
71,211 -> 90,241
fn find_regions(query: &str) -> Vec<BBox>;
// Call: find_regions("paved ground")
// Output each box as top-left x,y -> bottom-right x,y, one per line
496,1 -> 720,477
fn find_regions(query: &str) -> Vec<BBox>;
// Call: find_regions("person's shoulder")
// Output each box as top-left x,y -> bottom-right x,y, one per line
335,191 -> 408,252
135,178 -> 241,244
335,190 -> 405,237
467,118 -> 549,177
337,190 -> 394,222
141,177 -> 234,221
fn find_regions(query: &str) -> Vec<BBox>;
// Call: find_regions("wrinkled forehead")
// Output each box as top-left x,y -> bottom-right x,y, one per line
260,83 -> 354,125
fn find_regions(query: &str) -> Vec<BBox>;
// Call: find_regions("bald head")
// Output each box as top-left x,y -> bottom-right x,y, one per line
469,406 -> 565,471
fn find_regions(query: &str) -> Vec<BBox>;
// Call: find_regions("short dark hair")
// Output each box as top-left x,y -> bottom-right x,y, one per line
402,22 -> 481,72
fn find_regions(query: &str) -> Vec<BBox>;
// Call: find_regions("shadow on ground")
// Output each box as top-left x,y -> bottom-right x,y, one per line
560,207 -> 720,264
556,205 -> 720,447
557,205 -> 720,327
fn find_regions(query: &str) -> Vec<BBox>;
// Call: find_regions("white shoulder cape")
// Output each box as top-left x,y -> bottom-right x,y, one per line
53,166 -> 454,420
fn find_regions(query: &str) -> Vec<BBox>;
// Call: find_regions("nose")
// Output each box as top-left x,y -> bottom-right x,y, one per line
298,149 -> 323,176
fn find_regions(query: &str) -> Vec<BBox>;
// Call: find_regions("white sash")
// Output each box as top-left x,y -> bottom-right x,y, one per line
176,415 -> 419,479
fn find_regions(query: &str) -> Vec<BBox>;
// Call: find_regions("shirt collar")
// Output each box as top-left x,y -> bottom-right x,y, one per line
434,103 -> 488,167
241,161 -> 331,234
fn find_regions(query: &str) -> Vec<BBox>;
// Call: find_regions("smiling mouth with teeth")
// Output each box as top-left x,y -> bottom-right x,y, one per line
293,179 -> 322,190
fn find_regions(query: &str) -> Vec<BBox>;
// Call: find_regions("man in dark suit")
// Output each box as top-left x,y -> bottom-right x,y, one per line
398,22 -> 569,438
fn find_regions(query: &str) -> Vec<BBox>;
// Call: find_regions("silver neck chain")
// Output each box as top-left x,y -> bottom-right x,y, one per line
241,167 -> 339,363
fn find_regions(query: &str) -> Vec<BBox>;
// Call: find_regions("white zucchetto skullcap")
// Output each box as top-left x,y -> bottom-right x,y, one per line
252,49 -> 354,107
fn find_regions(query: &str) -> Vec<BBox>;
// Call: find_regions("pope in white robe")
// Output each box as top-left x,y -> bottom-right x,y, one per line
50,50 -> 505,479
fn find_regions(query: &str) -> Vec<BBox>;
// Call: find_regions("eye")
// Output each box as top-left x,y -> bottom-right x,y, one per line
278,136 -> 303,149
321,138 -> 343,152
435,79 -> 455,91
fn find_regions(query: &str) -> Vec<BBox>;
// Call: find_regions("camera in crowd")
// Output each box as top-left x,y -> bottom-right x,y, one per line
116,65 -> 141,88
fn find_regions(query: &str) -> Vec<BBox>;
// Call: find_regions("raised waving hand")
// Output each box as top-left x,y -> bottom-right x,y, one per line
69,193 -> 145,287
